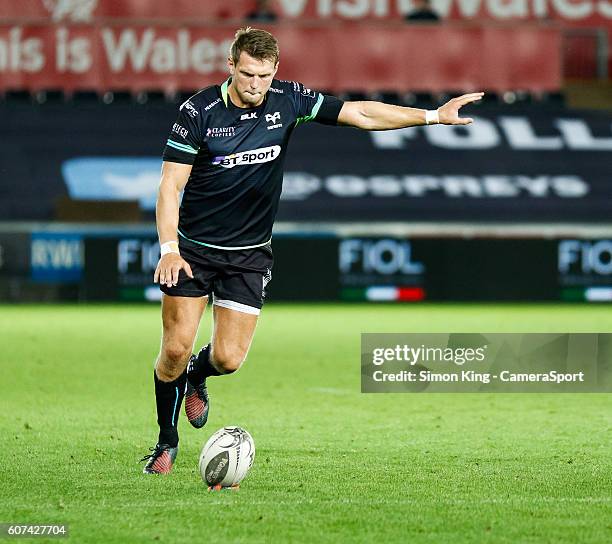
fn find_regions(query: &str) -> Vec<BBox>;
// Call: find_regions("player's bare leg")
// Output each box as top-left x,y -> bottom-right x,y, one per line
185,304 -> 259,428
142,294 -> 207,474
157,294 -> 208,380
211,305 -> 259,373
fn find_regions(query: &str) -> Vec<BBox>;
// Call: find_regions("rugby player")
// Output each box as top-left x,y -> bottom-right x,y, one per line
141,27 -> 483,473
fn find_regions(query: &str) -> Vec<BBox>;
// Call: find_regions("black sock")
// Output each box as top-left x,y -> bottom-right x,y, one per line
187,344 -> 221,386
154,369 -> 187,447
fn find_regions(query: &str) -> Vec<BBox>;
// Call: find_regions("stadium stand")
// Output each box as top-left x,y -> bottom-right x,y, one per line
0,0 -> 610,302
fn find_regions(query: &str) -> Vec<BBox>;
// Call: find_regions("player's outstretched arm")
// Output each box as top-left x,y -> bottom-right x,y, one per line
337,92 -> 484,130
154,161 -> 194,287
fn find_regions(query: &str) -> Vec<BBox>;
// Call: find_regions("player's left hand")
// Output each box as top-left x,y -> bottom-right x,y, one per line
437,92 -> 484,125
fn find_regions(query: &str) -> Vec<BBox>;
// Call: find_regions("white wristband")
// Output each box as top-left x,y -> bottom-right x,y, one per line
425,109 -> 440,125
160,241 -> 180,256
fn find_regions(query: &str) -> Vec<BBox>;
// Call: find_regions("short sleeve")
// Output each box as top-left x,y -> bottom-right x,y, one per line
162,99 -> 203,165
288,81 -> 344,127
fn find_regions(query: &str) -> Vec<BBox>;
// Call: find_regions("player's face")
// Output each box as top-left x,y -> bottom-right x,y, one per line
228,52 -> 278,108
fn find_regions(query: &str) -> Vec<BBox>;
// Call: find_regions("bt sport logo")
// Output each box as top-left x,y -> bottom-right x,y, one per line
212,146 -> 281,169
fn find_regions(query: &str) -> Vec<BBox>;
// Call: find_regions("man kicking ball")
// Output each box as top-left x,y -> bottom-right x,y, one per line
141,26 -> 483,473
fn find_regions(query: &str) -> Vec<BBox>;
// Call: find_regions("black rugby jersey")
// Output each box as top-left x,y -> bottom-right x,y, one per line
162,79 -> 343,249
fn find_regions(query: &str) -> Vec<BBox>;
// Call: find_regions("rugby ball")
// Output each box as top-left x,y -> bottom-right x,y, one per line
199,426 -> 255,488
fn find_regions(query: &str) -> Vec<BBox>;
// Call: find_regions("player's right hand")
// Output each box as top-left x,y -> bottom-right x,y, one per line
154,254 -> 194,287
438,92 -> 484,125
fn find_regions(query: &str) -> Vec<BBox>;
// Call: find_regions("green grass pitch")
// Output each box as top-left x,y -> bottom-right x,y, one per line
1,303 -> 611,543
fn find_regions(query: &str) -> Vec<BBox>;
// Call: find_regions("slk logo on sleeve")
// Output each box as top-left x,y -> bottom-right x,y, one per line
212,145 -> 281,169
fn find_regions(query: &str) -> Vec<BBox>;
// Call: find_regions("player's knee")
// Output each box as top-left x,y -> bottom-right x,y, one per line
159,341 -> 191,378
164,342 -> 191,364
212,348 -> 245,374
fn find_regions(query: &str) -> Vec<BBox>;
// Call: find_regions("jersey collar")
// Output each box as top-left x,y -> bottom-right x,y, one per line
221,78 -> 230,107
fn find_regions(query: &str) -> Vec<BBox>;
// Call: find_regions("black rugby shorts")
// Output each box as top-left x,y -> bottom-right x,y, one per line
160,237 -> 273,314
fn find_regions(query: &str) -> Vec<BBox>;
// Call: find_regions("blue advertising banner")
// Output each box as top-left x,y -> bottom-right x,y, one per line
31,232 -> 83,283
